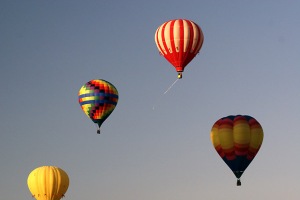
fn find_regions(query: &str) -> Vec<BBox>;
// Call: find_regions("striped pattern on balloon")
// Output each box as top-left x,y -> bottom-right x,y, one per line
155,19 -> 204,78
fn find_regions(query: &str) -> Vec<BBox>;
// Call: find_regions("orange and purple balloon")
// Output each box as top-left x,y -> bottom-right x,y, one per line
210,115 -> 263,186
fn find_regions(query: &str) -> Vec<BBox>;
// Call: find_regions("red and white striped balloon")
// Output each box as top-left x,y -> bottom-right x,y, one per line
155,19 -> 204,78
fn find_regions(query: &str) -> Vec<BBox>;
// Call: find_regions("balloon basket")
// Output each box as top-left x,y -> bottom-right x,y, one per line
177,72 -> 182,79
237,179 -> 241,186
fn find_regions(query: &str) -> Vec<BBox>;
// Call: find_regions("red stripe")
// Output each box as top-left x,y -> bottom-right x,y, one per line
169,20 -> 178,69
177,19 -> 184,72
159,22 -> 173,65
181,20 -> 194,69
156,21 -> 169,66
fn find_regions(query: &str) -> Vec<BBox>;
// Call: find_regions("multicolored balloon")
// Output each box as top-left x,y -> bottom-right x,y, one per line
27,166 -> 69,200
210,115 -> 263,186
155,19 -> 204,79
78,79 -> 118,134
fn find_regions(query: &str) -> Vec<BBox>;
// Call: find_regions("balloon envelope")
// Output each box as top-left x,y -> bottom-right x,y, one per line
78,79 -> 118,133
210,115 -> 263,185
155,19 -> 204,78
27,166 -> 69,200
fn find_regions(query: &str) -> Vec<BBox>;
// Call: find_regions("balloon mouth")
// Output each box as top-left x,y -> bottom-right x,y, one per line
233,171 -> 244,179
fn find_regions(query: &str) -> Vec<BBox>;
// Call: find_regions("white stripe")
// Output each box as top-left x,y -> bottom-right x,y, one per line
156,25 -> 167,55
191,22 -> 198,53
173,20 -> 180,52
155,19 -> 203,55
195,29 -> 203,53
164,21 -> 172,53
154,29 -> 162,54
183,20 -> 190,52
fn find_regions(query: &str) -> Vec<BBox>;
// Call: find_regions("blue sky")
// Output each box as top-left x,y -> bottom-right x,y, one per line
1,1 -> 300,199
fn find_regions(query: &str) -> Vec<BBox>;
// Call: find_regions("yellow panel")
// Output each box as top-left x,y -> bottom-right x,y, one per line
210,126 -> 220,148
233,122 -> 250,145
81,96 -> 97,101
249,127 -> 264,149
219,127 -> 234,150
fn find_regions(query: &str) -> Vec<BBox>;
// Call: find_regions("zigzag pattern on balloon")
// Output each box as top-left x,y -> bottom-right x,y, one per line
78,79 -> 118,129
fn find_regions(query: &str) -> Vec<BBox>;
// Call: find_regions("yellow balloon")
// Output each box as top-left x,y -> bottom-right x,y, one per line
27,166 -> 69,200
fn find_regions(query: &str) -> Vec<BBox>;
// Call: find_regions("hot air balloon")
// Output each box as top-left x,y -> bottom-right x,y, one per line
78,79 -> 118,134
210,115 -> 263,186
155,19 -> 204,79
27,166 -> 69,200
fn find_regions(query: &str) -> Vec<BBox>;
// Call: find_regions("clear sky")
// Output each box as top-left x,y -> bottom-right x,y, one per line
1,0 -> 300,199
